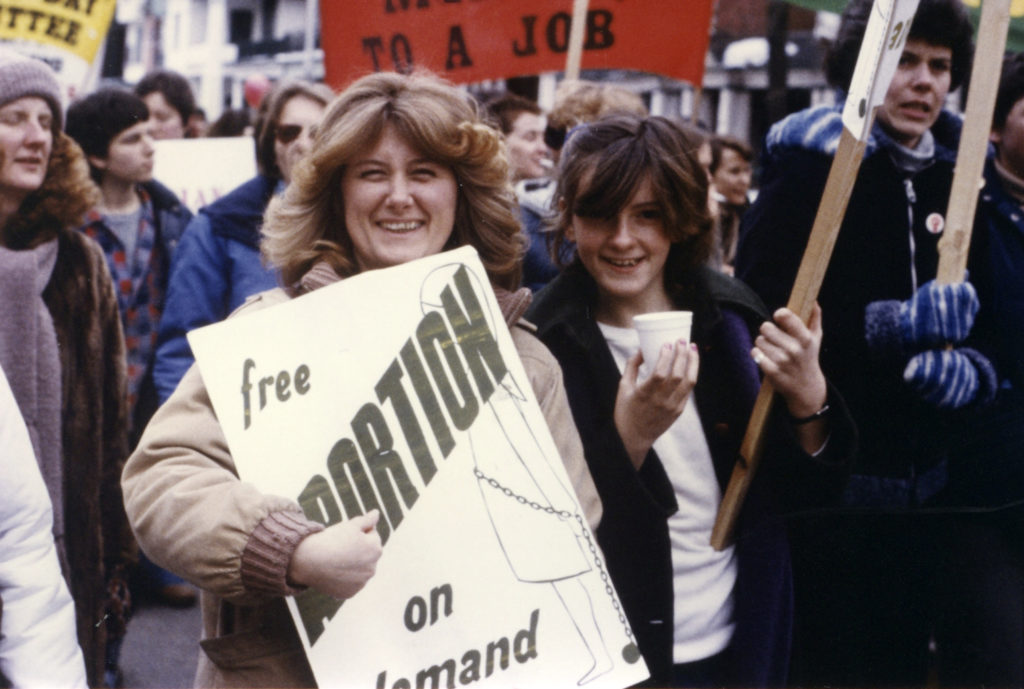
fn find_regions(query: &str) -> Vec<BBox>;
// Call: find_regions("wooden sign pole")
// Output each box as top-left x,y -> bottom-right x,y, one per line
710,129 -> 868,550
691,86 -> 704,126
936,0 -> 1012,285
565,0 -> 589,81
711,0 -> 922,550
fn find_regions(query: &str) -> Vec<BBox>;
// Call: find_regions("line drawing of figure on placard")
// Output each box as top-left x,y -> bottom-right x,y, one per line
420,262 -> 640,686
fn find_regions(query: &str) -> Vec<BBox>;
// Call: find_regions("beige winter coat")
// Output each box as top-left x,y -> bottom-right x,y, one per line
122,284 -> 601,688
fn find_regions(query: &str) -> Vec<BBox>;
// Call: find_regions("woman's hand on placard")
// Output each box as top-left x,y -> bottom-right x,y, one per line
614,341 -> 699,470
287,509 -> 383,600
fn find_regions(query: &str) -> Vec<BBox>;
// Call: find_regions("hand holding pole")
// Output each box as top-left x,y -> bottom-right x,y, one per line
711,0 -> 922,550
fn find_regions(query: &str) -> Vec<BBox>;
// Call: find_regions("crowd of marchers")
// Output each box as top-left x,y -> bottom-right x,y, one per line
2,0 -> 1024,686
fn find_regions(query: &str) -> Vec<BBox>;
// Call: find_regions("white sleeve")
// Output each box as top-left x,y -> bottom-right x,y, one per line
0,368 -> 87,689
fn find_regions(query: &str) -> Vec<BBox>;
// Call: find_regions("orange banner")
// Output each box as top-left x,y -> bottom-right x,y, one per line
320,0 -> 714,89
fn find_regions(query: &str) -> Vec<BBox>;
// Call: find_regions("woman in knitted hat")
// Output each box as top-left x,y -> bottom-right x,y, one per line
0,49 -> 133,688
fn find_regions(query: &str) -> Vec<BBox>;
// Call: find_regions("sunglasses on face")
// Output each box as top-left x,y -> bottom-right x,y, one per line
275,124 -> 308,144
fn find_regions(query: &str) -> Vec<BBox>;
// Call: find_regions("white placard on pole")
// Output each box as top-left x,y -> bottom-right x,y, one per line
188,246 -> 648,689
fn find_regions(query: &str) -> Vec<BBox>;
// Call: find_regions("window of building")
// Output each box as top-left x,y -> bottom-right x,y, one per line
230,9 -> 254,44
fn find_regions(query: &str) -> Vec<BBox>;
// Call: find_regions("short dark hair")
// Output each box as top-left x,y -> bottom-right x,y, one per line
65,87 -> 150,182
207,108 -> 252,138
709,134 -> 753,174
134,69 -> 196,123
994,52 -> 1024,131
549,115 -> 714,286
484,93 -> 542,135
253,80 -> 334,179
825,0 -> 974,92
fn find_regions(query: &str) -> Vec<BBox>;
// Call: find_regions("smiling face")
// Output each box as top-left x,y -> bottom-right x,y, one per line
568,175 -> 674,325
875,39 -> 952,148
711,147 -> 752,206
91,119 -> 155,185
341,125 -> 459,273
0,96 -> 53,205
506,111 -> 550,181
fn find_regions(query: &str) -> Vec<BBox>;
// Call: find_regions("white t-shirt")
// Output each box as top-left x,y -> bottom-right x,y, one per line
598,321 -> 738,663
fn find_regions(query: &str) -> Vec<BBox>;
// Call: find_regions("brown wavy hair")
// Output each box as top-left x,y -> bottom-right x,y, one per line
1,132 -> 99,249
262,70 -> 524,291
548,115 -> 714,290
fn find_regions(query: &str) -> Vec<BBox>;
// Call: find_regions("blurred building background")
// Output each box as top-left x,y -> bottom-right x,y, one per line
104,0 -> 321,117
100,0 -> 847,153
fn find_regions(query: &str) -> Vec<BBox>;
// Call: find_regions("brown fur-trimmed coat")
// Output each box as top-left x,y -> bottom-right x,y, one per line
1,133 -> 133,688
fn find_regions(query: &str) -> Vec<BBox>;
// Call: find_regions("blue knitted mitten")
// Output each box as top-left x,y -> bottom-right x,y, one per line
901,280 -> 978,346
865,280 -> 979,359
903,347 -> 997,410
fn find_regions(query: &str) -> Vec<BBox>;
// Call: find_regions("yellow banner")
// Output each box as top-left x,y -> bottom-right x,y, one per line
960,0 -> 1024,16
0,0 -> 116,63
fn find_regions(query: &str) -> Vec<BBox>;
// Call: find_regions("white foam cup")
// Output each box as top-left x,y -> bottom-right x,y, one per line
632,311 -> 693,373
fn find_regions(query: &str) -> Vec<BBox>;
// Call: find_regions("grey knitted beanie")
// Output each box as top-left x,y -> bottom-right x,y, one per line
0,48 -> 63,132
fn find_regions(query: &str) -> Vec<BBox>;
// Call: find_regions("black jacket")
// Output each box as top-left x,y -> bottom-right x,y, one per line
737,104 -> 990,506
526,264 -> 854,686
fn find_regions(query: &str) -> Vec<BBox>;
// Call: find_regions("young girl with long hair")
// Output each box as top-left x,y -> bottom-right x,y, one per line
526,114 -> 854,687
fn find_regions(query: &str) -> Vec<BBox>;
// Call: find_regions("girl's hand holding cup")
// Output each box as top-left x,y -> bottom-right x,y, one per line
613,312 -> 699,469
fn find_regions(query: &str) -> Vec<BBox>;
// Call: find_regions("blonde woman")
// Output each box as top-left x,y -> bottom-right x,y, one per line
123,71 -> 600,688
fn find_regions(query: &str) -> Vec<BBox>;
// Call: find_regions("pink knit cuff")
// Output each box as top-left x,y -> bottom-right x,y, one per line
240,509 -> 325,597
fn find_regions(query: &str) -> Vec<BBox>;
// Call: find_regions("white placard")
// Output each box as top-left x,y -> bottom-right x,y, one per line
153,137 -> 257,213
188,246 -> 648,689
841,0 -> 922,140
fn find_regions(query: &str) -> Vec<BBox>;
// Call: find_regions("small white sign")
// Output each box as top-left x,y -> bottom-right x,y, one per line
188,246 -> 648,689
841,0 -> 922,140
153,138 -> 257,213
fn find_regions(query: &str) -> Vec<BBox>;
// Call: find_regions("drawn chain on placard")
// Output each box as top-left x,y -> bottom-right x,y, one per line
282,263 -> 639,686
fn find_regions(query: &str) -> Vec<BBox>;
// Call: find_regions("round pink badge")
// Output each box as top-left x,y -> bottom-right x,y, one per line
926,213 -> 945,235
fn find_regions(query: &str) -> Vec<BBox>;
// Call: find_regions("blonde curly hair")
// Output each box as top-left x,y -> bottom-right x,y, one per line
547,79 -> 647,133
262,71 -> 525,291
